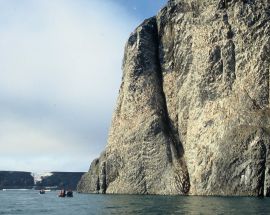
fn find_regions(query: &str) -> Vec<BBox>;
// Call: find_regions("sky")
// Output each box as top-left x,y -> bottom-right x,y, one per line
0,0 -> 167,173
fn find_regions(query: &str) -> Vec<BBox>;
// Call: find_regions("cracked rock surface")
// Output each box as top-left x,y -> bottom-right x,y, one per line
77,0 -> 270,196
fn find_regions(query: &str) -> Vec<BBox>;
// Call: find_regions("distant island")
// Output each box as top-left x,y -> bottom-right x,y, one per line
0,171 -> 85,190
35,172 -> 85,190
0,171 -> 34,189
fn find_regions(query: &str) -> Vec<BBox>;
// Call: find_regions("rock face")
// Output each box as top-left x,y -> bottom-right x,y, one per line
78,0 -> 270,196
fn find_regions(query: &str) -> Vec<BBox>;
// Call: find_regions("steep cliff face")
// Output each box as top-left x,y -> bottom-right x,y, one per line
78,0 -> 270,196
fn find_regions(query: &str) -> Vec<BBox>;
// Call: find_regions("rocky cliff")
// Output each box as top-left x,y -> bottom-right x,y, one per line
78,0 -> 270,196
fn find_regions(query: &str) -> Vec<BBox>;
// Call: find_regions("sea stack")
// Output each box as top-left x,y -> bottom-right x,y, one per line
78,0 -> 270,196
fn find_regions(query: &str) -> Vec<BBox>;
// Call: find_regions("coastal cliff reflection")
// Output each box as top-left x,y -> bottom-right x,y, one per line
86,194 -> 270,215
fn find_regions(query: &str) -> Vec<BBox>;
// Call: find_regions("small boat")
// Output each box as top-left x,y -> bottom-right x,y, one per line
66,190 -> 73,197
58,190 -> 66,197
39,189 -> 45,194
58,189 -> 73,197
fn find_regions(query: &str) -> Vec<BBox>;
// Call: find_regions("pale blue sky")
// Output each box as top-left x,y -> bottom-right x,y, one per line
0,0 -> 167,172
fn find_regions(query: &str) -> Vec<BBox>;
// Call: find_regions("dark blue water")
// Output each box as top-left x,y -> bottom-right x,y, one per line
0,190 -> 270,215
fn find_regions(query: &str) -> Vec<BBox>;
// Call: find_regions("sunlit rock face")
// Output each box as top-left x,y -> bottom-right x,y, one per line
78,0 -> 270,196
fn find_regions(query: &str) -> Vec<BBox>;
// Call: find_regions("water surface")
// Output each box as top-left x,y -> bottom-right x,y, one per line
0,190 -> 269,214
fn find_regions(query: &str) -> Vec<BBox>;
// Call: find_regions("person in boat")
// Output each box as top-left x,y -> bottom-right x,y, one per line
40,189 -> 45,194
58,189 -> 66,197
66,189 -> 73,197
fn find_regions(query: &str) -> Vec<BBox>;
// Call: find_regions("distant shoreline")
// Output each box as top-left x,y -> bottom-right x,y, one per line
0,171 -> 85,190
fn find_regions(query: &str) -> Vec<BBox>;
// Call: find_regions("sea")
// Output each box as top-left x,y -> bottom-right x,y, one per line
0,190 -> 270,215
